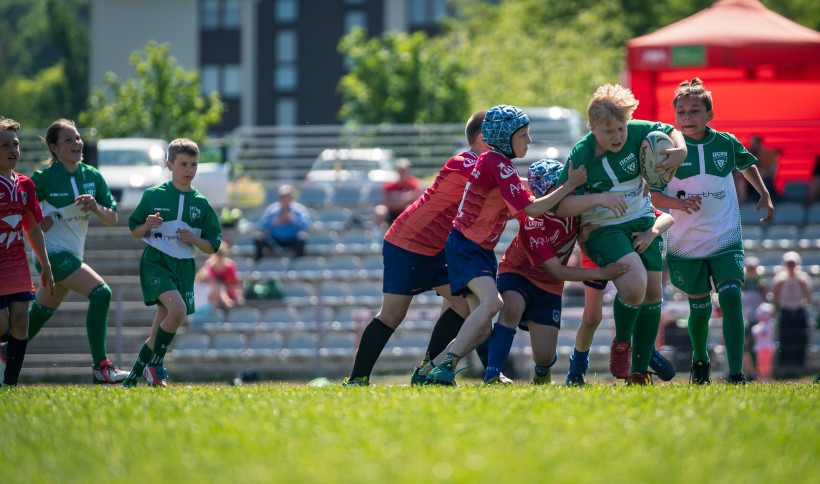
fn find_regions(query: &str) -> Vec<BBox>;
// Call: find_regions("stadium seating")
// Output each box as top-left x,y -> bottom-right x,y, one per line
210,333 -> 248,359
171,334 -> 211,360
248,333 -> 284,358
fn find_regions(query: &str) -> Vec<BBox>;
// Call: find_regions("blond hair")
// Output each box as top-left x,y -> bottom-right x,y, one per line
167,138 -> 199,163
673,78 -> 713,111
587,84 -> 639,129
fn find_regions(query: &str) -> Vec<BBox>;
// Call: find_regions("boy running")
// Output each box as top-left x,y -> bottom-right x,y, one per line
122,139 -> 222,387
0,118 -> 54,387
553,84 -> 688,384
653,78 -> 774,384
342,110 -> 489,386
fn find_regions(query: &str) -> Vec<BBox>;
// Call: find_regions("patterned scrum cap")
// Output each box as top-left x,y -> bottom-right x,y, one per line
527,159 -> 564,198
481,105 -> 529,158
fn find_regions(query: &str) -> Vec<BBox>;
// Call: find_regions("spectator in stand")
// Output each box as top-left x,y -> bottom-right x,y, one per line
254,184 -> 310,260
747,135 -> 779,202
374,158 -> 422,227
752,303 -> 776,382
772,251 -> 812,371
198,239 -> 245,312
741,256 -> 766,379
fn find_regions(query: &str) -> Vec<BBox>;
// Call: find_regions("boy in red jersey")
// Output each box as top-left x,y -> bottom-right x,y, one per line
0,118 -> 54,387
426,105 -> 625,385
343,110 -> 491,386
483,159 -> 629,384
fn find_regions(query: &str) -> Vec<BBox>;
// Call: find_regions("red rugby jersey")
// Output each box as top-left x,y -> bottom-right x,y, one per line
452,150 -> 534,250
499,212 -> 580,295
0,172 -> 43,295
384,151 -> 477,256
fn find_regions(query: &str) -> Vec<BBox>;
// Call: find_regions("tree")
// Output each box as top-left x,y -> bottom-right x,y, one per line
80,42 -> 223,143
338,27 -> 469,124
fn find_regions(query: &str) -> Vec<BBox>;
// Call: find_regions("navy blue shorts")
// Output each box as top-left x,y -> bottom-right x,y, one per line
445,229 -> 497,297
0,291 -> 36,309
583,279 -> 608,290
496,272 -> 562,330
382,240 -> 450,296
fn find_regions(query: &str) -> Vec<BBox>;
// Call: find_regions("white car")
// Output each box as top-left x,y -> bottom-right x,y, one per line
305,148 -> 400,187
96,138 -> 229,210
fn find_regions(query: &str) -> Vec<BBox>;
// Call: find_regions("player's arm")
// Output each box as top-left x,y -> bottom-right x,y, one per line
739,165 -> 774,222
524,163 -> 587,217
554,193 -> 627,218
655,129 -> 688,179
650,191 -> 702,214
630,213 -> 674,254
540,257 -> 629,282
131,212 -> 163,238
177,229 -> 218,254
24,223 -> 55,295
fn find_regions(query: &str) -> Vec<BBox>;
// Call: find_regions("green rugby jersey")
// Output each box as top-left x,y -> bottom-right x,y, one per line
556,120 -> 675,227
129,181 -> 222,260
661,127 -> 756,260
31,161 -> 117,259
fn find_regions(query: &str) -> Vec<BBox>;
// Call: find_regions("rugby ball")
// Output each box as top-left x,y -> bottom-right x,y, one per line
639,131 -> 675,187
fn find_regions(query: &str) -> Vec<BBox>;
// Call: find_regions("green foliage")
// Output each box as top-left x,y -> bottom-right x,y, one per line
0,63 -> 70,128
80,42 -> 223,143
338,27 -> 469,124
0,384 -> 817,481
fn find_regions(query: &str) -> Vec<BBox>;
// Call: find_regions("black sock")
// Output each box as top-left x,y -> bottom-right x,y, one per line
0,329 -> 9,343
3,336 -> 28,385
424,308 -> 466,361
349,318 -> 394,379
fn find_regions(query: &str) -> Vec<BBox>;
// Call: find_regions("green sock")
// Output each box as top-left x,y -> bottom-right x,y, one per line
687,295 -> 712,363
613,293 -> 642,343
717,281 -> 745,375
125,343 -> 154,382
27,301 -> 56,340
631,301 -> 662,373
86,283 -> 112,365
149,328 -> 176,365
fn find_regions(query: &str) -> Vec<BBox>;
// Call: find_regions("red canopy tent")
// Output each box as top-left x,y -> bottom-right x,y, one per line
626,0 -> 820,192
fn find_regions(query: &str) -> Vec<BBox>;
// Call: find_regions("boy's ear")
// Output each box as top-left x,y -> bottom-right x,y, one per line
166,159 -> 173,170
707,110 -> 714,123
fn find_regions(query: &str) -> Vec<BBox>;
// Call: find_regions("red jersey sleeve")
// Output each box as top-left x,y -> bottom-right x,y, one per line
20,176 -> 43,230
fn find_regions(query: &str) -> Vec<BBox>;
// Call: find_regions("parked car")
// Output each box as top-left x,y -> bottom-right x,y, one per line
516,106 -> 587,173
95,138 -> 230,210
305,148 -> 400,187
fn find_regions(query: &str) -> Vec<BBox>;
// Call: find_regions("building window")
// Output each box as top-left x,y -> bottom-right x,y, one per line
222,0 -> 241,28
201,0 -> 219,29
223,65 -> 241,97
275,0 -> 297,22
201,65 -> 220,94
344,11 -> 366,34
276,30 -> 297,63
409,0 -> 447,25
276,98 -> 297,126
275,66 -> 297,91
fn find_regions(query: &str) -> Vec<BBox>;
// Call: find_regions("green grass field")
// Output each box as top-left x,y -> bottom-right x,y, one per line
1,382 -> 817,483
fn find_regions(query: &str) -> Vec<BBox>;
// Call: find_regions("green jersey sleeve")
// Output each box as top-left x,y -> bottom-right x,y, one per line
199,198 -> 222,252
31,169 -> 47,203
128,188 -> 153,231
729,133 -> 757,170
90,167 -> 117,211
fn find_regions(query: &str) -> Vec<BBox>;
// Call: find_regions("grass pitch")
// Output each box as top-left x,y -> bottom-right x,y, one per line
1,382 -> 817,483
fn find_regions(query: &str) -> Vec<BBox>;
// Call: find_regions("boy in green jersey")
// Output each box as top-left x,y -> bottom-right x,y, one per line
651,78 -> 773,384
122,139 -> 222,387
553,84 -> 688,384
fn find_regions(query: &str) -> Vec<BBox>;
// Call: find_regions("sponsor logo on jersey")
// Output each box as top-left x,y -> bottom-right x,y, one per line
472,169 -> 481,179
619,153 -> 638,175
509,183 -> 523,196
50,192 -> 69,197
0,214 -> 23,249
673,271 -> 685,286
153,207 -> 171,212
498,163 -> 517,179
548,229 -> 561,244
529,236 -> 547,249
672,189 -> 727,201
82,182 -> 96,197
713,152 -> 728,171
524,218 -> 543,230
189,206 -> 201,221
463,158 -> 477,168
553,310 -> 560,323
